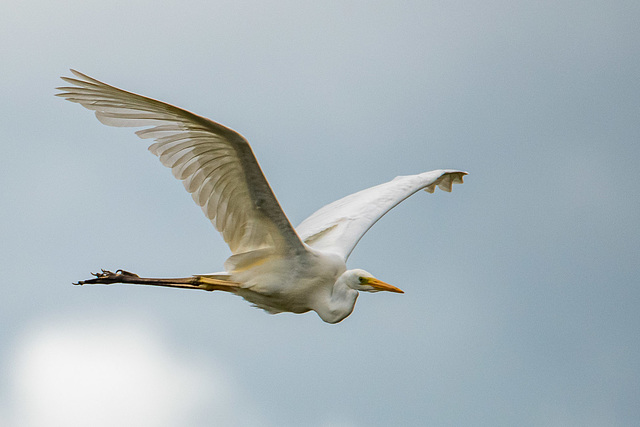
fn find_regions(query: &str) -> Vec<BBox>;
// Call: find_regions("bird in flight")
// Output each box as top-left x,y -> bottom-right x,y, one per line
58,70 -> 466,323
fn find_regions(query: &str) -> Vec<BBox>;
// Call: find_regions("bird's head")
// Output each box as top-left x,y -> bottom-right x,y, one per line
317,268 -> 405,323
345,269 -> 404,294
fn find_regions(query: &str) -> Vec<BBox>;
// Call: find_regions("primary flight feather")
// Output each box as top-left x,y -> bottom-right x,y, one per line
58,70 -> 466,323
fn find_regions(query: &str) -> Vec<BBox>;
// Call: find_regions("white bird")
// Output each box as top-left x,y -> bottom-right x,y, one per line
58,70 -> 466,323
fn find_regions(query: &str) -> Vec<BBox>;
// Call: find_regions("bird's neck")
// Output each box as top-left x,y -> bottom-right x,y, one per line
315,275 -> 358,324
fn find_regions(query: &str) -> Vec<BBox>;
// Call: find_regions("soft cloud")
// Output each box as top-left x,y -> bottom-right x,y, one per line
3,316 -> 260,427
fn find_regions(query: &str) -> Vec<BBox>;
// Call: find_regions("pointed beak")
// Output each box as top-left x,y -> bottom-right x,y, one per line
367,278 -> 404,293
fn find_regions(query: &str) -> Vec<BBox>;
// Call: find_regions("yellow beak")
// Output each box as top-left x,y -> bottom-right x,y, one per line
367,277 -> 404,293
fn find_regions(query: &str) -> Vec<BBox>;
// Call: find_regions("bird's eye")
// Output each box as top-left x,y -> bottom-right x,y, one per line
359,277 -> 365,284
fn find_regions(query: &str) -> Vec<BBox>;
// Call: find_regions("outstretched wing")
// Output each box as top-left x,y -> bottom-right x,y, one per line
57,70 -> 304,255
296,170 -> 466,260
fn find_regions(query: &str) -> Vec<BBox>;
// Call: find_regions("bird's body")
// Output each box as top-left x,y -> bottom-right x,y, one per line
229,247 -> 349,321
58,70 -> 466,323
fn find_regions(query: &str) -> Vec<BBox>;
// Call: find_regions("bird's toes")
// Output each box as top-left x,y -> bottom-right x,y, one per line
89,269 -> 118,279
75,269 -> 120,285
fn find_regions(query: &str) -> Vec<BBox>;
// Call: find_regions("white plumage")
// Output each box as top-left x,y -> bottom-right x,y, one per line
58,70 -> 466,323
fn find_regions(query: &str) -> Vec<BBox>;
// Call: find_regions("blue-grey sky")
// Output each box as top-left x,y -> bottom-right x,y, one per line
1,1 -> 639,426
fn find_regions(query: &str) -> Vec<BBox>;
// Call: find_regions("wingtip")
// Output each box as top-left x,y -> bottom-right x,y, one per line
61,69 -> 105,87
59,69 -> 80,80
422,170 -> 468,193
69,68 -> 85,79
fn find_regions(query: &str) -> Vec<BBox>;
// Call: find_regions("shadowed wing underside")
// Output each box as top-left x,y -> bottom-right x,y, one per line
57,70 -> 304,255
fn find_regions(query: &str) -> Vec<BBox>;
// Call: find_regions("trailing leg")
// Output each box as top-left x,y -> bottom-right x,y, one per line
74,269 -> 240,292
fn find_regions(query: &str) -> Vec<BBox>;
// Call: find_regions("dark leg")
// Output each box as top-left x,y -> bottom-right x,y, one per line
74,269 -> 240,292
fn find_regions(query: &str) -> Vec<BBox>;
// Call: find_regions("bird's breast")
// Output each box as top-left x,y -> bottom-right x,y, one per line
228,248 -> 346,314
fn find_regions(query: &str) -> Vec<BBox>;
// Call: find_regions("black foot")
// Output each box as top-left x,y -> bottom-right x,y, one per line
74,269 -> 139,286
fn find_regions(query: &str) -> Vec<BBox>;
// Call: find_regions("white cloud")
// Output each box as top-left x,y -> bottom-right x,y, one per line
3,315 -> 262,427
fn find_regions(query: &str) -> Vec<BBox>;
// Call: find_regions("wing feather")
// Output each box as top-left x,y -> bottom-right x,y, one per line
296,170 -> 467,260
57,70 -> 305,255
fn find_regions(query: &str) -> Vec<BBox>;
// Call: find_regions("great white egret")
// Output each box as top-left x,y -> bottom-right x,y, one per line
58,70 -> 466,323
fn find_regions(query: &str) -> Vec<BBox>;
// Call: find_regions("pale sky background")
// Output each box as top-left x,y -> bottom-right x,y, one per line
1,1 -> 639,426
